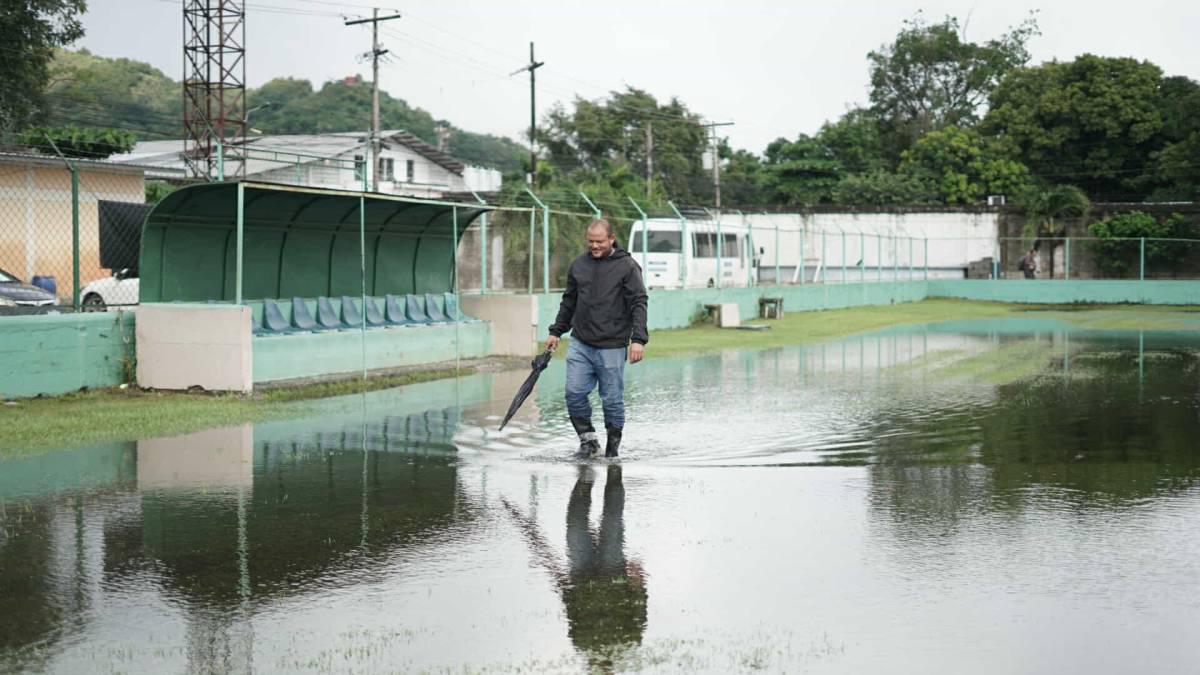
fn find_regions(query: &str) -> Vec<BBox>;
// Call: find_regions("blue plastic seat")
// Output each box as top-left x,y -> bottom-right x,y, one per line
340,295 -> 364,328
442,292 -> 477,322
405,293 -> 432,324
291,297 -> 318,331
424,293 -> 450,322
316,297 -> 342,330
364,297 -> 387,327
384,294 -> 411,326
262,298 -> 292,333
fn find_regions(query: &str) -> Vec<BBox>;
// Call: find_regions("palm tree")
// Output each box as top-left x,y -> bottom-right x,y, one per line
1017,184 -> 1089,278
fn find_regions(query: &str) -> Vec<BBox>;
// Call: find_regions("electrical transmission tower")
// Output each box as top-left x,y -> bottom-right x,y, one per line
183,0 -> 247,180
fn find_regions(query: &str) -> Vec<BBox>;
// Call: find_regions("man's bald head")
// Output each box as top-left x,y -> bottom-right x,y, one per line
586,218 -> 616,258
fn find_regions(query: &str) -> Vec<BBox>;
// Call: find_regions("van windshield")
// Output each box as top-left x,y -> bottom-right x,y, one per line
629,231 -> 682,253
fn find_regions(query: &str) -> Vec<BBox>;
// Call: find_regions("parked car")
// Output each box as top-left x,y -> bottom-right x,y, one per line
82,268 -> 139,311
0,267 -> 56,306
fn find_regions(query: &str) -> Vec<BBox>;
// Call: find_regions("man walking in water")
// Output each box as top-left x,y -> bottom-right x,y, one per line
546,219 -> 649,458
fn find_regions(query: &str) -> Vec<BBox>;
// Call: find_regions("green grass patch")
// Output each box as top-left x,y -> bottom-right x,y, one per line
0,368 -> 463,457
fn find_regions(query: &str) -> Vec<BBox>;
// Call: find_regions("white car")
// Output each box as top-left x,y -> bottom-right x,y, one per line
81,268 -> 139,311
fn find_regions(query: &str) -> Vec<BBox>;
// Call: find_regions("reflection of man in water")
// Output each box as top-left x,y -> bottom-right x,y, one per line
503,465 -> 647,665
563,465 -> 647,655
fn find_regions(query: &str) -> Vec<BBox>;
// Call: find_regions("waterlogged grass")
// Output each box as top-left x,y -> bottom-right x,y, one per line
644,298 -> 1021,357
6,299 -> 1200,456
0,368 -> 462,456
932,340 -> 1061,385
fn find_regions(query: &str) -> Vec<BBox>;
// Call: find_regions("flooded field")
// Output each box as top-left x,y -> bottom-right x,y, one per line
3,318 -> 1199,674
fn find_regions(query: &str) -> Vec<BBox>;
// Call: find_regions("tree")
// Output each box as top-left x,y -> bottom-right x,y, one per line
832,171 -> 936,206
898,126 -> 1030,204
1017,183 -> 1089,277
982,55 -> 1165,201
0,0 -> 87,135
761,134 -> 843,205
539,87 -> 709,203
19,126 -> 135,158
868,12 -> 1039,161
1151,76 -> 1200,200
815,108 -> 889,174
1087,211 -> 1192,277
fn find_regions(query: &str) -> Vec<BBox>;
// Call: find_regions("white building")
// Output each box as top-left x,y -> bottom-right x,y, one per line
112,130 -> 502,198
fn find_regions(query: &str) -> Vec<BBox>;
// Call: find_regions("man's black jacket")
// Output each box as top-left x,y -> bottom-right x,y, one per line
549,244 -> 649,348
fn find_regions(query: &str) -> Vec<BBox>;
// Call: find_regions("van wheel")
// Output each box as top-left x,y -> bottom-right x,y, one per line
82,293 -> 106,312
706,278 -> 715,288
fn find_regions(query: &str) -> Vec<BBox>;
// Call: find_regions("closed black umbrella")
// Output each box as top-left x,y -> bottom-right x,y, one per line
499,349 -> 554,430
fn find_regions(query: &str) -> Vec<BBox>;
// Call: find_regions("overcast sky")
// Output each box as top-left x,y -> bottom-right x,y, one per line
80,0 -> 1200,153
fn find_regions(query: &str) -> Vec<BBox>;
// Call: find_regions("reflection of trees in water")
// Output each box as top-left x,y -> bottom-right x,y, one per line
867,347 -> 1200,532
505,465 -> 647,671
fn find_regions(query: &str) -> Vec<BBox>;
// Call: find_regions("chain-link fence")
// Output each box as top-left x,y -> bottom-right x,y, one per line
0,152 -> 164,314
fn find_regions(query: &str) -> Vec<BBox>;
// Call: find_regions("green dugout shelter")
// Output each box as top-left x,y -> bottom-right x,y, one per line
139,182 -> 487,303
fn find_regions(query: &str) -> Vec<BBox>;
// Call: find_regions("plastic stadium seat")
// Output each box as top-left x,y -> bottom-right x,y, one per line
384,294 -> 411,326
340,295 -> 364,328
442,292 -> 477,322
364,297 -> 387,327
316,297 -> 342,330
262,298 -> 292,333
424,293 -> 450,322
405,294 -> 431,324
291,298 -> 318,331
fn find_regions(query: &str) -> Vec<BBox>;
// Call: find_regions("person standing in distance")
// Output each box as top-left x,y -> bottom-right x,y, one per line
545,219 -> 649,458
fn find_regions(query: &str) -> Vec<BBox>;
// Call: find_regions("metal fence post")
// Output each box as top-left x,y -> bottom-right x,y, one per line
908,237 -> 913,280
924,238 -> 929,280
579,192 -> 602,219
669,201 -> 687,288
716,211 -> 723,289
235,181 -> 244,304
360,194 -> 368,381
860,233 -> 866,284
627,197 -> 649,276
774,218 -> 781,286
1140,238 -> 1146,281
892,235 -> 898,281
470,191 -> 488,294
821,230 -> 827,284
70,165 -> 80,310
527,209 -> 535,294
523,189 -> 550,293
841,230 -> 847,284
799,223 -> 805,285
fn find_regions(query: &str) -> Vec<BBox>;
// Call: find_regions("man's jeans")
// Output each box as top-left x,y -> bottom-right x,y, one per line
565,339 -> 627,429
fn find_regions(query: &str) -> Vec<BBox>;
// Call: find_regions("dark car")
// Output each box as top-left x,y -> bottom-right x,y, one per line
0,267 -> 57,307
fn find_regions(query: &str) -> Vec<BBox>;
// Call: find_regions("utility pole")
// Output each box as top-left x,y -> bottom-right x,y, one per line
702,121 -> 734,209
345,9 -> 401,192
511,42 -> 544,185
645,121 -> 653,200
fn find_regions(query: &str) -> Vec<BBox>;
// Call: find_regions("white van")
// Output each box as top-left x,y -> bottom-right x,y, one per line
627,217 -> 756,289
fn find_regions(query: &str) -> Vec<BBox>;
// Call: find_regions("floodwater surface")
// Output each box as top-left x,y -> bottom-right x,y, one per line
2,319 -> 1199,674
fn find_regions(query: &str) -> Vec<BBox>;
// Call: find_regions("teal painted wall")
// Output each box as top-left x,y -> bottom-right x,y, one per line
535,282 -> 930,336
0,313 -> 135,399
928,280 -> 1200,305
252,321 -> 492,383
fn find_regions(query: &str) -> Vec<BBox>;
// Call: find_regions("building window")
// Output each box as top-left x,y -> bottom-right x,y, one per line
353,154 -> 364,181
378,157 -> 394,182
406,159 -> 415,183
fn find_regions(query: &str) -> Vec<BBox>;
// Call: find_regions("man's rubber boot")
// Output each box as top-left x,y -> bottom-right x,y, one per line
570,417 -> 601,458
605,425 -> 622,458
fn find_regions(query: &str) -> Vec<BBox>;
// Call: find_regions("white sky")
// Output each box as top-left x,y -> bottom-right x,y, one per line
80,0 -> 1200,153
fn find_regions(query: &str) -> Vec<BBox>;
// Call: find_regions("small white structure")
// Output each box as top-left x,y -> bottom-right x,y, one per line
112,130 -> 502,198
